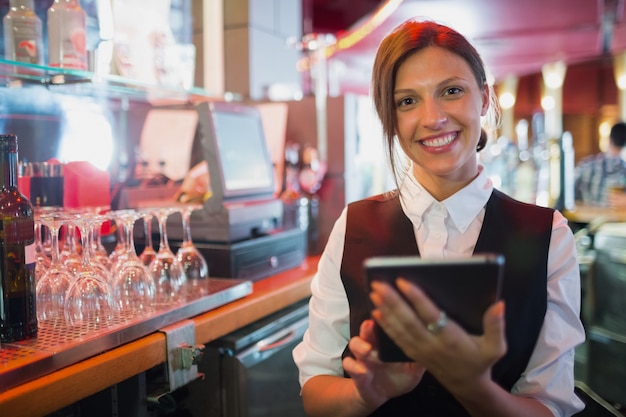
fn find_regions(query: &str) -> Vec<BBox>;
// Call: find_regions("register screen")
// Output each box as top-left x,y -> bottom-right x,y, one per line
212,109 -> 275,194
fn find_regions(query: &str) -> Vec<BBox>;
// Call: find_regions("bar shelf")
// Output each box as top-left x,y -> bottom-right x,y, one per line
0,58 -> 216,104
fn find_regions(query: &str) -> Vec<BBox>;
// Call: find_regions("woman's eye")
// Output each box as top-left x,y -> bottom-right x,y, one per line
444,87 -> 463,96
396,97 -> 415,107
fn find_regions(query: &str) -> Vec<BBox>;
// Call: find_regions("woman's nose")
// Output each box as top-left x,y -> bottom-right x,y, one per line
421,99 -> 447,129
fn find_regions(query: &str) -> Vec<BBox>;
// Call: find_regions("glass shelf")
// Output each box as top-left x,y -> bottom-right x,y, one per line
0,59 -> 217,105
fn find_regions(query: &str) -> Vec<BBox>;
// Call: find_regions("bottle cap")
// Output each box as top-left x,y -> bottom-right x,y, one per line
0,134 -> 18,153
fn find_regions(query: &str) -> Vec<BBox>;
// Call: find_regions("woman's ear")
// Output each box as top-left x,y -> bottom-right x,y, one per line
481,83 -> 490,116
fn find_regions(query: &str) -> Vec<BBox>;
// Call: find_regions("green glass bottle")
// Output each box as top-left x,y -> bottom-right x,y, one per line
0,133 -> 37,342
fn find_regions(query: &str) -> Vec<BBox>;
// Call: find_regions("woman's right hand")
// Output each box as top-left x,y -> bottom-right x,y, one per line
342,319 -> 425,410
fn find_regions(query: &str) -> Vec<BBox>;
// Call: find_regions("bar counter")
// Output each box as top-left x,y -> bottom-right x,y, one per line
562,204 -> 626,225
0,256 -> 319,417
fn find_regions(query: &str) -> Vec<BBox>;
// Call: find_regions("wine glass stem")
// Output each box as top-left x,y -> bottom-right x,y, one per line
35,222 -> 42,250
158,214 -> 171,252
144,215 -> 154,250
64,224 -> 77,255
125,219 -> 138,255
182,209 -> 192,245
79,226 -> 91,266
116,217 -> 126,249
93,226 -> 103,253
49,225 -> 61,264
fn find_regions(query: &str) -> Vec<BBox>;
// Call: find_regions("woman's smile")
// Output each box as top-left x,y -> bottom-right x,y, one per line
418,132 -> 459,149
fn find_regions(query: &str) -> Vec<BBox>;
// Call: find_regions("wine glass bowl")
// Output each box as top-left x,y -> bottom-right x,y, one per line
63,213 -> 115,327
64,273 -> 115,326
175,204 -> 209,296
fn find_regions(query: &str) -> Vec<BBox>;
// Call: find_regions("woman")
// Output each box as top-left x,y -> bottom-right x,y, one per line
292,19 -> 585,417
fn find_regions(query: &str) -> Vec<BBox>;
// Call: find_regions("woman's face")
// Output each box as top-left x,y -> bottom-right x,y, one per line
393,46 -> 489,193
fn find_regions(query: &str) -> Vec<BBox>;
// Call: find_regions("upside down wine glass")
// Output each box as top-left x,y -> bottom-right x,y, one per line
138,209 -> 157,267
33,208 -> 52,283
149,207 -> 186,307
176,204 -> 209,297
110,209 -> 155,315
108,209 -> 132,274
36,213 -> 74,326
60,219 -> 82,276
64,214 -> 115,328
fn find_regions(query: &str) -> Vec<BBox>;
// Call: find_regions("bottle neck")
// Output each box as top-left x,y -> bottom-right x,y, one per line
0,149 -> 19,190
9,0 -> 35,9
54,0 -> 80,5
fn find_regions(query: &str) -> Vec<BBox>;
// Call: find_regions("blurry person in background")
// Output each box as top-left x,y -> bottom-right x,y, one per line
293,19 -> 585,417
574,121 -> 626,208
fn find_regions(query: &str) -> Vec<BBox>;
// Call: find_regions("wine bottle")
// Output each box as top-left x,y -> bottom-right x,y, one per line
2,0 -> 44,65
0,133 -> 37,343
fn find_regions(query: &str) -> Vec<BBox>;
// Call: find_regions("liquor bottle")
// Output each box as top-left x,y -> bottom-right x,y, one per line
280,142 -> 307,231
0,134 -> 37,342
2,0 -> 44,65
47,0 -> 87,69
512,120 -> 538,204
298,145 -> 325,253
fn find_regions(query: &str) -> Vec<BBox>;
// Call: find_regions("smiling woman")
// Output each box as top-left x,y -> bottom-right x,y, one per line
293,19 -> 586,417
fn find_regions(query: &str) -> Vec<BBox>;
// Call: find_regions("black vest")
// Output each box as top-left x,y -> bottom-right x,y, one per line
340,189 -> 553,416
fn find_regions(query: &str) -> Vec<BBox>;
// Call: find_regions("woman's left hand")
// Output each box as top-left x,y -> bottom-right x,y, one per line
369,278 -> 507,395
342,318 -> 425,410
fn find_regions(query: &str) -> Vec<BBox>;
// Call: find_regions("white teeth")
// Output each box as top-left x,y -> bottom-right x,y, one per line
422,133 -> 456,147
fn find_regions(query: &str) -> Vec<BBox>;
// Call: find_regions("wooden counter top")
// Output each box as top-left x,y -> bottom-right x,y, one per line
562,204 -> 626,225
0,256 -> 319,417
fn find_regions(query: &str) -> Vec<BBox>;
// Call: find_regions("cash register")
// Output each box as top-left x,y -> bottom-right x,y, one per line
165,101 -> 307,281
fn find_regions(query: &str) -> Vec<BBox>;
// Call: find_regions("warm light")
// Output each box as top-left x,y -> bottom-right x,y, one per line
614,52 -> 626,89
541,95 -> 555,111
297,0 -> 403,70
59,100 -> 114,171
542,61 -> 567,89
499,92 -> 515,109
599,121 -> 612,152
334,0 -> 403,52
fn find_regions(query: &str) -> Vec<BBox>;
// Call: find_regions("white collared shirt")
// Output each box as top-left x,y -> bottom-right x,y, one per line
293,166 -> 586,416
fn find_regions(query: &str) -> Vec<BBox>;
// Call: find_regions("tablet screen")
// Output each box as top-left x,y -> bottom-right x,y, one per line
364,253 -> 505,362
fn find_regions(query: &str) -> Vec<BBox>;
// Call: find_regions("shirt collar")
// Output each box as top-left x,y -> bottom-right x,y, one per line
400,165 -> 493,233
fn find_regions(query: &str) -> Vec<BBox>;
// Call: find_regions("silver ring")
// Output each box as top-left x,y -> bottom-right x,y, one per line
426,311 -> 448,334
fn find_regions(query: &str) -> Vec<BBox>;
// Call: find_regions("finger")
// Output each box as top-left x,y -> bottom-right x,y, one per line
343,355 -> 368,377
395,278 -> 443,331
370,280 -> 422,335
370,281 -> 416,322
349,334 -> 375,360
482,300 -> 507,360
359,318 -> 377,345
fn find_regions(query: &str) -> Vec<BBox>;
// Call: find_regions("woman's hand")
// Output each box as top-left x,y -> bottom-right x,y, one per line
342,318 -> 425,410
369,278 -> 507,396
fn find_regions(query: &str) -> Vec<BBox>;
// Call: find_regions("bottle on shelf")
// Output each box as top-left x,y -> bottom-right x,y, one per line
0,133 -> 37,343
298,144 -> 325,253
47,0 -> 87,70
2,0 -> 44,65
512,119 -> 538,205
280,142 -> 308,232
